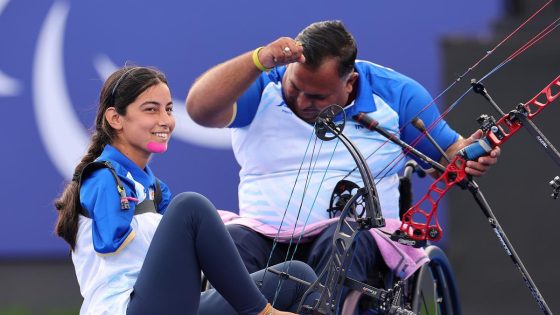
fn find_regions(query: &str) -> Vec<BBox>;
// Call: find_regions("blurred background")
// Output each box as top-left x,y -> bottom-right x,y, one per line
0,0 -> 558,314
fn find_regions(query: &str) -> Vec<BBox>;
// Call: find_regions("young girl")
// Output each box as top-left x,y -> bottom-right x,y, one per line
54,66 -> 317,315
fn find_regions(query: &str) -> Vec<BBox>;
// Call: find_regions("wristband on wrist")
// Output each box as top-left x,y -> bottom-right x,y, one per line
252,47 -> 271,72
259,303 -> 273,315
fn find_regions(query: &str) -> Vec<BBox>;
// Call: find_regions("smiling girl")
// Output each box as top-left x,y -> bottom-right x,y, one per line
54,66 -> 316,315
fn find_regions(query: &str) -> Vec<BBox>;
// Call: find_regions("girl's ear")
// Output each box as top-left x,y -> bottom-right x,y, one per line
105,107 -> 123,131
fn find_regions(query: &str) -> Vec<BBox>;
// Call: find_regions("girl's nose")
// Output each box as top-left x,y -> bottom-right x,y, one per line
159,110 -> 175,128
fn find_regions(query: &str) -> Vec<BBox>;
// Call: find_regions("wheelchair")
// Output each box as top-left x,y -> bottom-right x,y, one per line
340,160 -> 461,315
202,160 -> 461,315
340,244 -> 460,315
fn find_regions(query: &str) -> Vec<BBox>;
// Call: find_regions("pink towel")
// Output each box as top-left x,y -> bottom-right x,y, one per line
218,210 -> 428,279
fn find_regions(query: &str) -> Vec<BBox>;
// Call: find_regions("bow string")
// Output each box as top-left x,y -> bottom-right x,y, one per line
263,105 -> 415,314
261,2 -> 559,313
344,1 -> 560,243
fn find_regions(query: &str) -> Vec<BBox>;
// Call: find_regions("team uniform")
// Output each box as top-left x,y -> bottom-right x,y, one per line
72,145 -> 171,314
71,145 -> 317,315
230,60 -> 459,224
222,60 -> 459,290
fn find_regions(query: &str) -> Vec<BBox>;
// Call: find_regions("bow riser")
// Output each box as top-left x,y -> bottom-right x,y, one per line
298,191 -> 362,314
398,75 -> 560,243
398,156 -> 467,244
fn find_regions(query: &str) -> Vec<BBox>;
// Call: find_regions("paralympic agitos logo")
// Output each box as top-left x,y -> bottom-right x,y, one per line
8,1 -> 232,180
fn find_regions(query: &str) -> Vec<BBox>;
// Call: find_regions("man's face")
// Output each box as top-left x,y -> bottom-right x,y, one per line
282,57 -> 357,123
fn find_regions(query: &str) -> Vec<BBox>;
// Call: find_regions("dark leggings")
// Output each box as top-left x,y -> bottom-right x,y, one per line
127,192 -> 317,315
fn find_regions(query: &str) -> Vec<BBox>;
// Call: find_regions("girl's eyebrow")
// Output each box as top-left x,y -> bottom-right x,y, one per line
140,101 -> 173,107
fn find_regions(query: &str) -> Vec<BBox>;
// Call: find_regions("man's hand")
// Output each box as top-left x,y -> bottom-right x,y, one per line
462,129 -> 501,177
258,37 -> 305,69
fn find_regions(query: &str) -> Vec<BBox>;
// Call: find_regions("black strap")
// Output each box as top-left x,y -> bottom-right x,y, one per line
154,178 -> 162,210
134,178 -> 162,215
78,161 -> 163,218
78,161 -> 129,218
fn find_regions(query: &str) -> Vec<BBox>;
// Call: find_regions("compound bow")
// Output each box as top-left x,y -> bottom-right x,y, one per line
268,105 -> 415,315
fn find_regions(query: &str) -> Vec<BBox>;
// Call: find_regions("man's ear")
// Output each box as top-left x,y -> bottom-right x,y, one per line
345,72 -> 359,93
105,107 -> 123,131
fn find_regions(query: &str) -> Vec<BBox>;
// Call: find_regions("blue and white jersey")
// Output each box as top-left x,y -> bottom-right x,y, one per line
72,145 -> 171,315
229,60 -> 458,227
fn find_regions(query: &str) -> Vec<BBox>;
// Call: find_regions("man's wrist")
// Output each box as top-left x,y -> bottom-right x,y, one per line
252,47 -> 272,72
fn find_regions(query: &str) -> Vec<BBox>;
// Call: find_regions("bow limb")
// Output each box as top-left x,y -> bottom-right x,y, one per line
314,111 -> 385,229
284,106 -> 415,314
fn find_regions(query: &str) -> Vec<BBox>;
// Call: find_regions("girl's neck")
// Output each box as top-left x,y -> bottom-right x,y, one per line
111,141 -> 150,170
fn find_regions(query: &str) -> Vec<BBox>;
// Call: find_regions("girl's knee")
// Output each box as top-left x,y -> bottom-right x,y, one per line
172,191 -> 212,206
166,192 -> 216,219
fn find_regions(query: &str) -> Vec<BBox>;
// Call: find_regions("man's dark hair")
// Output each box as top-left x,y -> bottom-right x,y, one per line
296,20 -> 357,77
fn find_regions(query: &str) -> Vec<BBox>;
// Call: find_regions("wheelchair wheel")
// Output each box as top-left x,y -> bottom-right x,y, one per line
340,245 -> 460,315
410,245 -> 461,315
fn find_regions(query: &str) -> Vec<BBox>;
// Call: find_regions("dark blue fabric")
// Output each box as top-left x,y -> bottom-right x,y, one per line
127,192 -> 285,315
227,223 -> 379,282
227,222 -> 380,312
127,192 -> 317,314
306,223 -> 380,285
199,260 -> 319,314
226,224 -> 303,273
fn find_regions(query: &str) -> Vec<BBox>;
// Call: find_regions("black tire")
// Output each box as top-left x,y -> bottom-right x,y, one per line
340,245 -> 460,315
410,245 -> 461,315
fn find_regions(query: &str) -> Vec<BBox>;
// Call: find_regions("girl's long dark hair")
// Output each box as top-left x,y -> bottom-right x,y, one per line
54,66 -> 167,250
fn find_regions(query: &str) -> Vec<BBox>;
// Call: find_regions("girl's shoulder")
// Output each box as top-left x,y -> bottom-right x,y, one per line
78,160 -> 131,209
80,161 -> 128,190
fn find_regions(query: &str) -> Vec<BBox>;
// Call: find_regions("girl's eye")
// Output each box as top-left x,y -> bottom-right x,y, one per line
166,107 -> 174,113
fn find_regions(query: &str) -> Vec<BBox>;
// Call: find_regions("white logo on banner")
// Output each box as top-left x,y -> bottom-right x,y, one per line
0,0 -> 22,96
32,1 -> 231,179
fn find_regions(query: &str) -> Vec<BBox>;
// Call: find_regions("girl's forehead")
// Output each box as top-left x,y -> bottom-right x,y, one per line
133,83 -> 172,103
